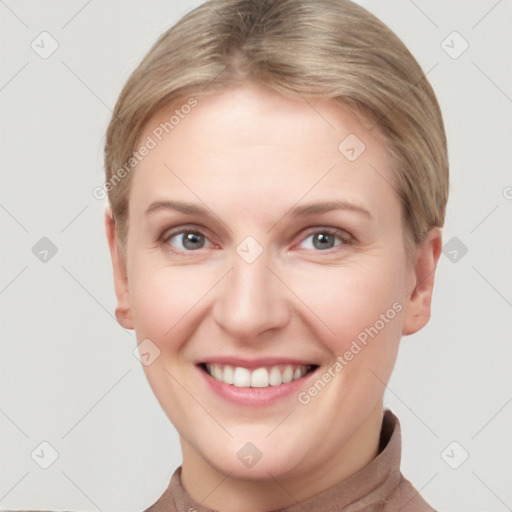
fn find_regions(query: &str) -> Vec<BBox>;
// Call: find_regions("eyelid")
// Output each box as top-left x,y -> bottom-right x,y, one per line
161,224 -> 209,240
301,226 -> 353,241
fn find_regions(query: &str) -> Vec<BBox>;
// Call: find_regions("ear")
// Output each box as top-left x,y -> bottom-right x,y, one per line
402,228 -> 442,336
105,208 -> 134,330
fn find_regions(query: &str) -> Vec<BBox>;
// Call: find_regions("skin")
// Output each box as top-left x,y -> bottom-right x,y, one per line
106,82 -> 442,512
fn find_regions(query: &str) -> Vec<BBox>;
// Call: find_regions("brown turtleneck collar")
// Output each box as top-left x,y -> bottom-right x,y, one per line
144,409 -> 436,512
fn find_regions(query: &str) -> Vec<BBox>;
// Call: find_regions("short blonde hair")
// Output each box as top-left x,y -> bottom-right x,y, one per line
104,0 -> 449,257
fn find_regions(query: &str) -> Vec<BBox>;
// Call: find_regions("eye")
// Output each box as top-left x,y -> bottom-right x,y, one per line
163,228 -> 212,252
161,226 -> 352,254
298,229 -> 351,251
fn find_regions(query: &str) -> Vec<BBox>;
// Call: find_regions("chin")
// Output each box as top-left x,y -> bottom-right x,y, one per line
195,433 -> 309,481
213,451 -> 303,481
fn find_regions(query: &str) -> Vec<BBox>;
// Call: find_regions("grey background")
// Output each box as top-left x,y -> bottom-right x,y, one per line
1,1 -> 511,511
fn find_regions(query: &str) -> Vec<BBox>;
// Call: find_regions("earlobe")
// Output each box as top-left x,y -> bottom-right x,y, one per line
105,208 -> 134,330
402,228 -> 442,336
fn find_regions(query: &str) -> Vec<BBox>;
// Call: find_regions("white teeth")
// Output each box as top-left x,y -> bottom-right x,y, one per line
213,365 -> 223,381
205,363 -> 312,388
233,367 -> 251,387
282,365 -> 293,384
223,365 -> 234,385
269,366 -> 282,386
250,368 -> 269,387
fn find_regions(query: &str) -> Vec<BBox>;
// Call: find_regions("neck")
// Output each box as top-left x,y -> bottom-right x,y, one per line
180,401 -> 384,512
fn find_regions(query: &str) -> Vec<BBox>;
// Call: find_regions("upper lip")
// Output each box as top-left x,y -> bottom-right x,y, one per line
198,356 -> 318,369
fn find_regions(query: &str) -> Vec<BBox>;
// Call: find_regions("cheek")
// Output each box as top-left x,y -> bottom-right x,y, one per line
128,261 -> 213,428
293,257 -> 407,356
129,259 -> 212,344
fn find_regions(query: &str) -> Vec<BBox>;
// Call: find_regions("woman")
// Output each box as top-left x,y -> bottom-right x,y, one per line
104,0 -> 448,510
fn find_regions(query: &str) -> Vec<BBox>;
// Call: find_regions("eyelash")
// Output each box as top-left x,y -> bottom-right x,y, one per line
160,224 -> 354,255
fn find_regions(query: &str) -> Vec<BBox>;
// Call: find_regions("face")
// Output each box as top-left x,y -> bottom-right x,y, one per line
106,83 -> 441,494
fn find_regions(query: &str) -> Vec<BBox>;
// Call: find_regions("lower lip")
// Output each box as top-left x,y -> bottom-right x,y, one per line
197,365 -> 317,406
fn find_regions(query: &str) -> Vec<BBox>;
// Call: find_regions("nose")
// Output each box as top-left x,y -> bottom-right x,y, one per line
212,251 -> 290,342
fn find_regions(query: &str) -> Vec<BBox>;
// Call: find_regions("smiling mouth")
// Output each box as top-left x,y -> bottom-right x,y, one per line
199,363 -> 318,388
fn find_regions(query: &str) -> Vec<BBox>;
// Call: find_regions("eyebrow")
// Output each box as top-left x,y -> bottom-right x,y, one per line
290,200 -> 372,219
145,200 -> 207,216
145,199 -> 372,220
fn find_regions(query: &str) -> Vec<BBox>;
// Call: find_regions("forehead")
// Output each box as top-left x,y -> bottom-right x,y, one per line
130,84 -> 400,224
